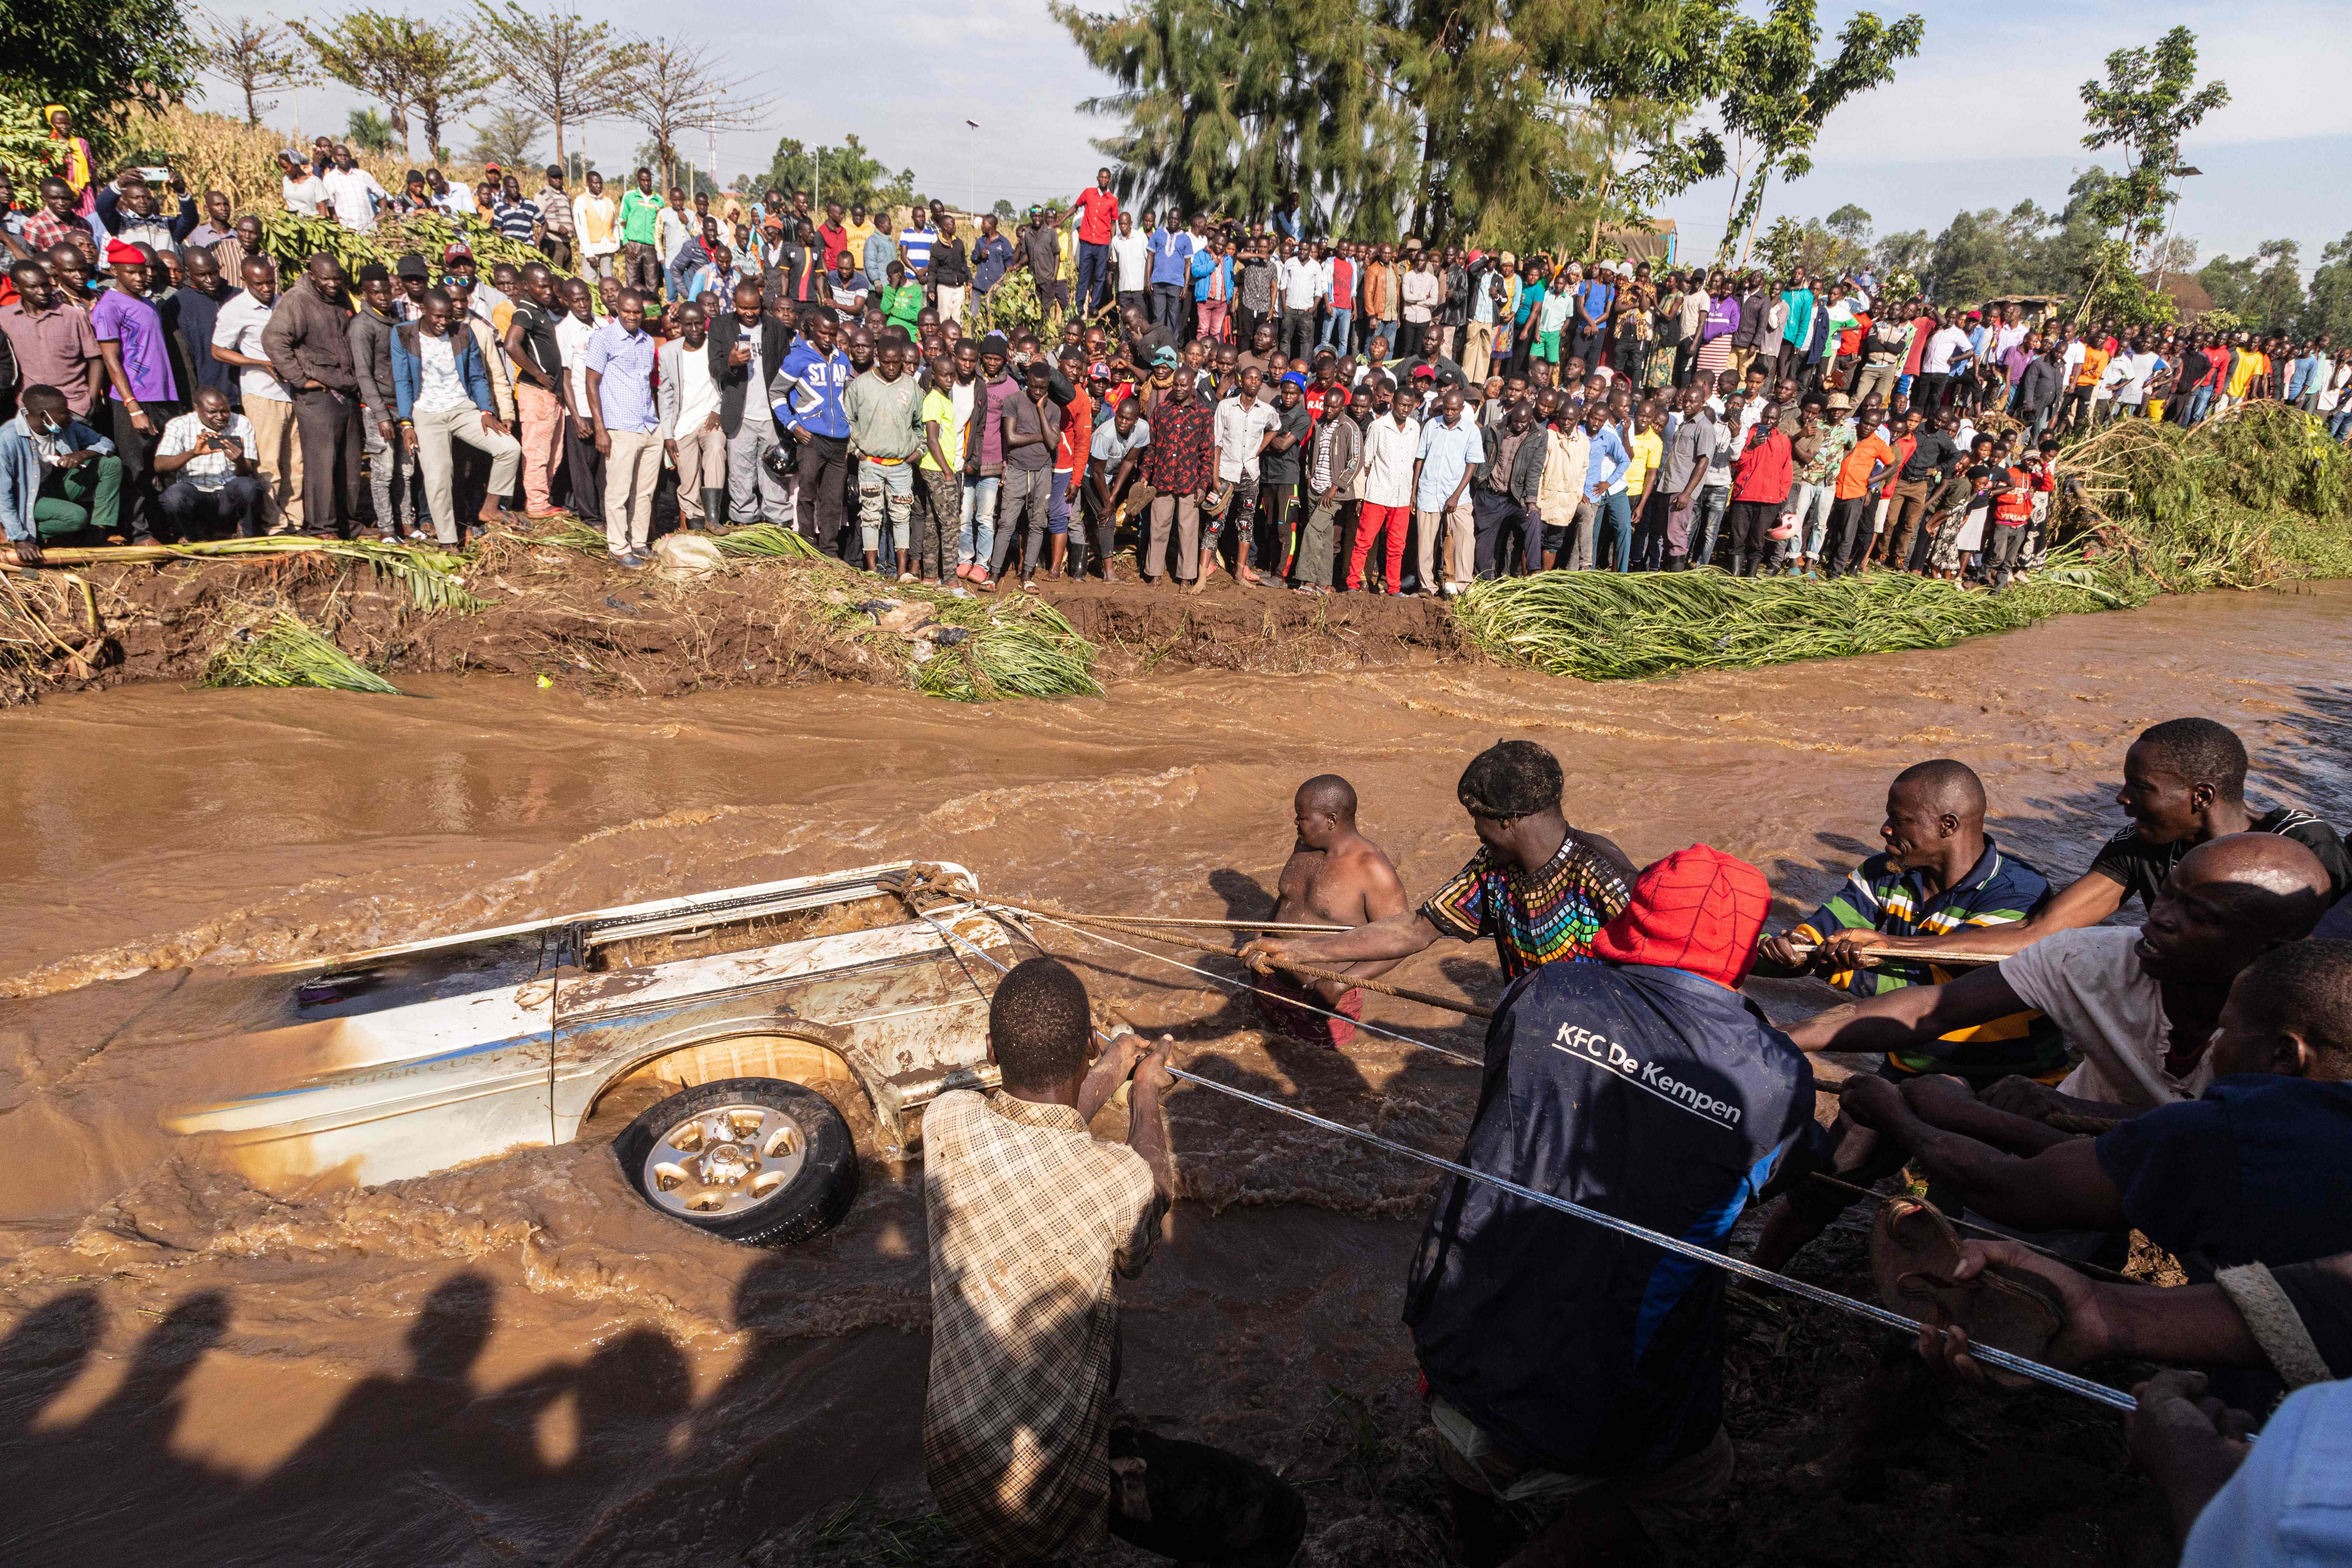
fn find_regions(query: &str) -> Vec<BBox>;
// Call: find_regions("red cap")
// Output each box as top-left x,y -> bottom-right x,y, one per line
104,238 -> 145,266
443,242 -> 472,262
1590,844 -> 1770,989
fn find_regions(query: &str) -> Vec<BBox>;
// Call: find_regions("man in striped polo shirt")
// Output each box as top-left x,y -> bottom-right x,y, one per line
1756,757 -> 2062,1087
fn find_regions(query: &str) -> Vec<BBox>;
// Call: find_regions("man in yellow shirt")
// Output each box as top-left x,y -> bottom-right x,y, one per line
842,203 -> 878,276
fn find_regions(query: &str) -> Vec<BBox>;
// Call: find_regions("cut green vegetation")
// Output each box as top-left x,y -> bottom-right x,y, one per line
203,608 -> 404,695
1457,402 -> 2352,683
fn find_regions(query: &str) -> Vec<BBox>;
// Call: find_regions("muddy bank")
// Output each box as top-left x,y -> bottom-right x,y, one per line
2,545 -> 1463,706
2,583 -> 2349,1563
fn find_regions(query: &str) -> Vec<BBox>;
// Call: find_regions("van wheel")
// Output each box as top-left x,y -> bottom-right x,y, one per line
614,1078 -> 860,1246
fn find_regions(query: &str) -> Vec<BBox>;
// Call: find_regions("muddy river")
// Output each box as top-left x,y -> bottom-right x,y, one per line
2,582 -> 2348,1565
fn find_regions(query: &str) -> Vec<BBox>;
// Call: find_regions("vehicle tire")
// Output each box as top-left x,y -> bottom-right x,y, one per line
614,1077 -> 860,1246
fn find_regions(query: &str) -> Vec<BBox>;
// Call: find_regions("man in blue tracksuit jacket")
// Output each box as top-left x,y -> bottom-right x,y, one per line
771,305 -> 855,556
1405,844 -> 1819,1564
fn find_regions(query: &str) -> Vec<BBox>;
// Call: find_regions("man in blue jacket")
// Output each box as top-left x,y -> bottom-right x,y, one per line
390,288 -> 518,545
772,304 -> 855,557
2,384 -> 122,561
1406,844 -> 1817,1567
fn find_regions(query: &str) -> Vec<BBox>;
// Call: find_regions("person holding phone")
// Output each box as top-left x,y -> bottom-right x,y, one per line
153,385 -> 263,538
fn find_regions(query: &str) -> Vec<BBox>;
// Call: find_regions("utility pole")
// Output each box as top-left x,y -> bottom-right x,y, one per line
814,147 -> 821,213
965,118 -> 979,220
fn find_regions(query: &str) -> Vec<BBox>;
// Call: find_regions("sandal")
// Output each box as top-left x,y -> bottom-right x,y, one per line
1870,1198 -> 2068,1386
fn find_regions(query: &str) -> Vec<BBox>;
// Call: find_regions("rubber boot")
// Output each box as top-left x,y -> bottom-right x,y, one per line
1729,550 -> 1748,579
700,489 -> 727,531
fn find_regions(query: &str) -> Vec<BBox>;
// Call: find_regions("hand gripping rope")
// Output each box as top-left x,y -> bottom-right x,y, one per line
897,894 -> 2138,1415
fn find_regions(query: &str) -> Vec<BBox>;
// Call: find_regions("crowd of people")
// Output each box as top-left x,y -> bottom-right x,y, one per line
933,717 -> 2352,1568
5,128 -> 2348,584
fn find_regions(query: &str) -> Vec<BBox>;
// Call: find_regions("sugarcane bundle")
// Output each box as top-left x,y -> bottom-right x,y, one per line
259,209 -> 573,289
203,608 -> 405,695
1453,559 -> 2128,683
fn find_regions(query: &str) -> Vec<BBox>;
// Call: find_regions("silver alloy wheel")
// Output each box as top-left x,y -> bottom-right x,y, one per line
641,1102 -> 808,1219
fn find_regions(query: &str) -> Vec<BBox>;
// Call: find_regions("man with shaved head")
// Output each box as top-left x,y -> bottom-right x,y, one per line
1253,775 -> 1409,1048
1832,916 -> 2352,1296
1861,718 -> 2350,963
1757,832 -> 2334,1270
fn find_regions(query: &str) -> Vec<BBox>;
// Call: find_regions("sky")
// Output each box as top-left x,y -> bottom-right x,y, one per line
238,0 -> 2350,275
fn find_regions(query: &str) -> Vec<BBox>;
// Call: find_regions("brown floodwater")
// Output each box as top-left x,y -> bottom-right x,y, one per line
1,582 -> 2347,1564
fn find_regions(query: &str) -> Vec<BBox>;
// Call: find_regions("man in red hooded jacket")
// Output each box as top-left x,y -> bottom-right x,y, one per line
1406,845 -> 1822,1567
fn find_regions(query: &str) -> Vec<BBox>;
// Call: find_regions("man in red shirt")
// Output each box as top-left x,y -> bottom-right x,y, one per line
1724,407 -> 1792,577
1070,168 -> 1121,322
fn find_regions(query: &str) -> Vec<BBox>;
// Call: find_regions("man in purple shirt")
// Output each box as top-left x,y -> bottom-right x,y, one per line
91,239 -> 179,542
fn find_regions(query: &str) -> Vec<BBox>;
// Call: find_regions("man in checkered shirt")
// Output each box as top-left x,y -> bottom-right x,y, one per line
922,955 -> 1305,1564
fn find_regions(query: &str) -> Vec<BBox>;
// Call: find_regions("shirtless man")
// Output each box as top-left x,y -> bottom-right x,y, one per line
1253,775 -> 1408,1049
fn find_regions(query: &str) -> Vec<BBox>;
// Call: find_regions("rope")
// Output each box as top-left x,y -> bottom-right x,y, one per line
1782,940 -> 1997,968
903,897 -> 2136,1416
988,898 -> 1496,1021
989,898 -> 1351,936
991,902 -> 1484,1066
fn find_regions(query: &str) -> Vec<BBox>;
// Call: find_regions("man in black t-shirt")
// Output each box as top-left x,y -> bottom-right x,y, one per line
1863,716 -> 2350,965
1886,406 -> 1960,570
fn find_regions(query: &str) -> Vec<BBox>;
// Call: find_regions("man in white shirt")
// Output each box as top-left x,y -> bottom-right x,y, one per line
426,167 -> 476,217
319,144 -> 390,232
1206,363 -> 1280,587
153,387 -> 262,538
210,254 -> 301,530
1110,211 -> 1150,321
1276,241 -> 1321,364
279,150 -> 327,220
1350,382 -> 1418,592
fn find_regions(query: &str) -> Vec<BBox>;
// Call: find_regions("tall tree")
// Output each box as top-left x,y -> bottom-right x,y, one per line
469,2 -> 643,172
401,21 -> 495,163
753,132 -> 914,212
2245,239 -> 2305,334
620,36 -> 768,201
467,104 -> 544,172
1056,0 -> 1740,246
2077,26 -> 2228,269
1056,0 -> 1410,233
345,107 -> 394,153
2301,231 -> 2352,342
196,12 -> 314,127
2070,26 -> 2226,327
1714,0 -> 1923,262
292,11 -> 420,155
0,0 -> 198,136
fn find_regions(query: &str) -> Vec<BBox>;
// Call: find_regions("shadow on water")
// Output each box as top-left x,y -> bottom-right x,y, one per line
0,1264 -> 919,1567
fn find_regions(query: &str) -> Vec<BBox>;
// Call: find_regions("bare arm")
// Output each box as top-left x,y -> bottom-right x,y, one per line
97,340 -> 152,432
1126,1036 -> 1175,1203
1839,1076 -> 2125,1231
1785,963 -> 2029,1054
1242,908 -> 1445,972
1874,869 -> 2128,959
